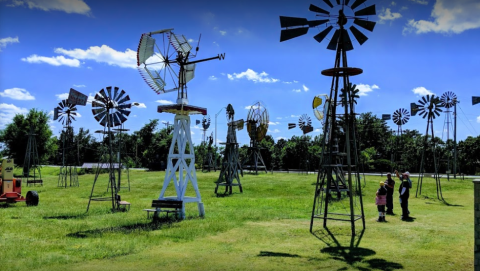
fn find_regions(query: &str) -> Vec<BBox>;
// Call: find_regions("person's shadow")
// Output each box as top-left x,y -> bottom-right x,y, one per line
312,226 -> 403,270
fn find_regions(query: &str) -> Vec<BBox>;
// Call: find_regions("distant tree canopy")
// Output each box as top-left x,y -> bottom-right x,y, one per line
1,110 -> 479,174
0,108 -> 55,165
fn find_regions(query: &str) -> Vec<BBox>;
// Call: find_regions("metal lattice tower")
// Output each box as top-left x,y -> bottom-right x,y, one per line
242,101 -> 269,174
24,127 -> 43,186
414,94 -> 444,201
215,104 -> 244,194
55,99 -> 79,188
280,0 -> 376,235
391,108 -> 410,171
439,91 -> 458,178
203,132 -> 216,172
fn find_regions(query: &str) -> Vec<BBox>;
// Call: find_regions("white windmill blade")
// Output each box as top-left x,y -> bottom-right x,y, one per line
180,63 -> 196,85
137,34 -> 156,65
169,33 -> 192,54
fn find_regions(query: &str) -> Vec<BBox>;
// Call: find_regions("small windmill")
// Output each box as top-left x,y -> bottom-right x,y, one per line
288,114 -> 314,173
414,94 -> 444,201
24,126 -> 43,186
137,28 -> 224,218
391,108 -> 410,170
216,104 -> 244,194
56,99 -> 79,188
243,101 -> 269,174
87,86 -> 132,212
201,115 -> 211,143
202,132 -> 216,172
281,0 -> 376,235
439,91 -> 458,177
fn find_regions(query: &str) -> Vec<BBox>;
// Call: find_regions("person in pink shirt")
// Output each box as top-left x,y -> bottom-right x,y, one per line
376,181 -> 387,222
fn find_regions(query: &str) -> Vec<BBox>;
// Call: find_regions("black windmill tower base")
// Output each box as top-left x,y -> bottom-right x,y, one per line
24,127 -> 43,186
203,134 -> 216,173
280,0 -> 376,235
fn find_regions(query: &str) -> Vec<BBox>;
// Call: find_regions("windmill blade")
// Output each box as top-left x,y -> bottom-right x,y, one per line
71,106 -> 77,111
288,123 -> 296,129
71,111 -> 77,116
117,95 -> 131,105
354,18 -> 376,32
382,114 -> 391,121
473,96 -> 480,105
314,26 -> 333,43
92,108 -> 105,115
112,112 -> 121,127
411,103 -> 418,116
350,0 -> 367,10
169,33 -> 192,54
280,16 -> 309,28
341,29 -> 353,51
118,108 -> 131,117
420,96 -> 427,104
355,5 -> 376,16
310,3 -> 330,14
112,86 -> 120,101
309,19 -> 329,27
345,0 -> 351,5
118,112 -> 128,124
137,33 -> 156,66
106,86 -> 113,100
281,27 -> 309,42
349,25 -> 368,45
322,0 -> 334,8
98,88 -> 107,100
94,111 -> 107,123
116,90 -> 126,102
327,29 -> 340,50
92,101 -> 105,108
117,103 -> 132,109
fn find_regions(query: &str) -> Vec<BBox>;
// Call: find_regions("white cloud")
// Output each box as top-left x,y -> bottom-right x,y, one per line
0,103 -> 28,127
191,131 -> 195,135
409,0 -> 428,4
291,114 -> 300,118
379,8 -> 402,23
134,103 -> 146,108
391,1 -> 397,5
5,0 -> 91,15
356,84 -> 379,96
227,69 -> 279,83
73,84 -> 86,88
156,99 -> 174,105
276,117 -> 282,120
477,116 -> 480,123
268,121 -> 280,125
209,75 -> 218,81
412,86 -> 434,96
0,36 -> 19,51
55,93 -> 69,100
0,88 -> 35,100
219,30 -> 227,35
292,89 -> 301,93
275,136 -> 286,141
405,0 -> 480,34
302,84 -> 309,92
54,45 -> 136,69
87,93 -> 95,104
21,54 -> 80,67
268,129 -> 280,133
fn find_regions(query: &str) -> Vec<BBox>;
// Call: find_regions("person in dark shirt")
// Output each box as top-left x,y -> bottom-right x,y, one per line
384,173 -> 395,215
395,170 -> 412,220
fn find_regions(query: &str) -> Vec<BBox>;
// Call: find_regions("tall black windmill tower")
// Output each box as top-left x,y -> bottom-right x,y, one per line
87,86 -> 132,212
24,126 -> 43,186
391,108 -> 410,170
414,94 -> 444,201
215,104 -> 244,195
281,0 -> 376,235
439,91 -> 458,177
55,99 -> 79,188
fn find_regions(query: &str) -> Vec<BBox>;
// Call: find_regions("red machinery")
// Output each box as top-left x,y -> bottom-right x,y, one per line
0,158 -> 39,206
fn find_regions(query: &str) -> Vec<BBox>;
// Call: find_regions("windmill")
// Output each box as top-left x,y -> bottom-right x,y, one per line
111,126 -> 131,192
24,126 -> 43,186
87,86 -> 132,212
202,132 -> 216,172
137,28 -> 224,218
243,101 -> 269,174
288,114 -> 314,173
439,91 -> 458,178
414,94 -> 444,201
215,104 -> 244,194
391,108 -> 410,170
201,115 -> 211,143
281,0 -> 376,235
55,99 -> 79,188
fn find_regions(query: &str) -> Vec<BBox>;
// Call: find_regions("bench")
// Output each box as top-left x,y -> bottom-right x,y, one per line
116,195 -> 130,211
144,199 -> 183,219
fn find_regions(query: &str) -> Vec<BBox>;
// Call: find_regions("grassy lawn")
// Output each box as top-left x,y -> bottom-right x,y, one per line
0,167 -> 474,270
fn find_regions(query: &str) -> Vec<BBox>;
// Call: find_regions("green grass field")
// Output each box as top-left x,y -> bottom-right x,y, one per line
0,168 -> 475,270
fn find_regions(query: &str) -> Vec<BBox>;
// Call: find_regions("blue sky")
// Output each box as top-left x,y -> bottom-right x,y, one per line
1,0 -> 479,147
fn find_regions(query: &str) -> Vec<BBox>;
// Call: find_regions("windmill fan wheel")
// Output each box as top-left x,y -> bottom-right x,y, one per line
416,95 -> 443,120
298,114 -> 312,131
202,115 -> 211,130
92,86 -> 132,127
56,99 -> 77,126
392,108 -> 410,126
313,94 -> 329,122
440,91 -> 457,108
246,101 -> 269,142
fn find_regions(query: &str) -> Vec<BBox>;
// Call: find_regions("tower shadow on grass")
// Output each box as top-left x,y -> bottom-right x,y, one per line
312,226 -> 403,270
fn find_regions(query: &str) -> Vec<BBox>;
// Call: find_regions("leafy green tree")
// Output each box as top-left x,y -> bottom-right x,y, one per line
0,109 -> 54,165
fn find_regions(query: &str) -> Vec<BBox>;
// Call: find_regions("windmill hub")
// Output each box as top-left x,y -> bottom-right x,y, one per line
337,9 -> 347,26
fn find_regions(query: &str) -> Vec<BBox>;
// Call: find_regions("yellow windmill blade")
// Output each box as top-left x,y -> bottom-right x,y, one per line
313,94 -> 328,122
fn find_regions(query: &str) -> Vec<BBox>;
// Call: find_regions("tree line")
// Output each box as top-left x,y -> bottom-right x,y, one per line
1,109 -> 479,175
